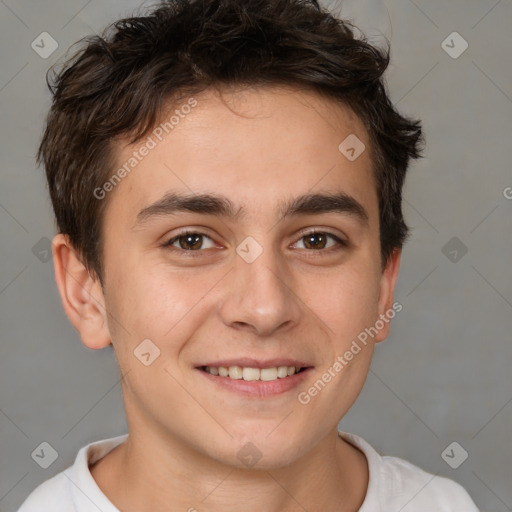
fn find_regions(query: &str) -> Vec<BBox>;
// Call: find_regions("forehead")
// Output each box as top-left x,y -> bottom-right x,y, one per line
104,85 -> 377,225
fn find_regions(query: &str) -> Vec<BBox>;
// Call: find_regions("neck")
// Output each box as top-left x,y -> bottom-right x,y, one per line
91,425 -> 368,512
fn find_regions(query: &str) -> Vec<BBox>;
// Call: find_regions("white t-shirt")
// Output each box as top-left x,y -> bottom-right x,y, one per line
17,431 -> 479,511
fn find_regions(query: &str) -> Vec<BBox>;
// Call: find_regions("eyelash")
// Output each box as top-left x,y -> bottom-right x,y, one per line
162,229 -> 348,257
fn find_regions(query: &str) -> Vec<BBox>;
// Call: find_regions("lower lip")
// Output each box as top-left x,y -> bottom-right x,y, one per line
196,368 -> 313,397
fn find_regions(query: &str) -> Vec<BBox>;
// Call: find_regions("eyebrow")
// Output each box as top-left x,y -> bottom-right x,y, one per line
133,191 -> 369,228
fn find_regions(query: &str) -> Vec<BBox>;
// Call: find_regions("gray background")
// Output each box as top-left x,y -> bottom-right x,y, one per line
1,0 -> 511,510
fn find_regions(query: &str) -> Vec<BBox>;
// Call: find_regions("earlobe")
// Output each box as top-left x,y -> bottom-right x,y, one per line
52,233 -> 112,350
374,248 -> 402,343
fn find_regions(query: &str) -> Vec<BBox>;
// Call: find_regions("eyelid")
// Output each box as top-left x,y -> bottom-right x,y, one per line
293,226 -> 347,242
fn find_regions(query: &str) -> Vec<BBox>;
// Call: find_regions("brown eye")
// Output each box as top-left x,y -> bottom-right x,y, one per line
295,231 -> 346,251
165,232 -> 215,251
303,232 -> 329,250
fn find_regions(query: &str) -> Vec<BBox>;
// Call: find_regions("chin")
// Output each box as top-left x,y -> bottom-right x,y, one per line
212,430 -> 309,471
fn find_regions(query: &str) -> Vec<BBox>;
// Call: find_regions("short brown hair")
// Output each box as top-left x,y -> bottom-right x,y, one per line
38,0 -> 424,285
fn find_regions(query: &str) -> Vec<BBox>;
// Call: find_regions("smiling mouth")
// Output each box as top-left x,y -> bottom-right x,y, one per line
199,365 -> 309,382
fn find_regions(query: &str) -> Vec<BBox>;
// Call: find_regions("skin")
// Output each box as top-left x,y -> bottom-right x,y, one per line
52,85 -> 401,512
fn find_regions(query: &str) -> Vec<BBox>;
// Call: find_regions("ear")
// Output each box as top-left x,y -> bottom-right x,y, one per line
373,248 -> 402,343
52,233 -> 112,350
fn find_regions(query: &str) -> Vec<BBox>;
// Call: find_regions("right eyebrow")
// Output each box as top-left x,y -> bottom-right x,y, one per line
133,192 -> 245,229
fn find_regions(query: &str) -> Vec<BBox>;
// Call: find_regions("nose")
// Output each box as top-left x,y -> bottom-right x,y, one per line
218,241 -> 302,337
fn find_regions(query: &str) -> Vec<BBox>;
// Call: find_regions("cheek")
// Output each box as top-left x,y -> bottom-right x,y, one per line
104,262 -> 220,357
302,262 -> 381,345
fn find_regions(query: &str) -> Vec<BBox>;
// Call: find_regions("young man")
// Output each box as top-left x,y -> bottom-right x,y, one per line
19,0 -> 479,510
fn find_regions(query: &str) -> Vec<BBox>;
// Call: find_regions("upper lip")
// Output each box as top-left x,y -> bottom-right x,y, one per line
196,358 -> 313,369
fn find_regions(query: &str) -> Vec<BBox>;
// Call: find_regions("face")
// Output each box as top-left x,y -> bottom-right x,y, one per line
79,85 -> 399,468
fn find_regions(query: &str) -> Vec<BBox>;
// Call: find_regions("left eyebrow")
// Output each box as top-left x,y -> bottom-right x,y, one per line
278,192 -> 369,226
132,191 -> 369,229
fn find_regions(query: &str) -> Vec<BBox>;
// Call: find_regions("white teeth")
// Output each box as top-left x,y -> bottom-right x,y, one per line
228,366 -> 243,379
277,366 -> 288,378
205,365 -> 303,381
242,367 -> 260,381
260,367 -> 278,381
